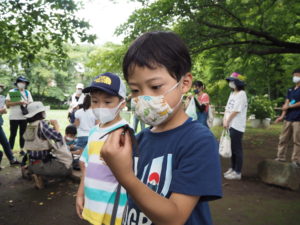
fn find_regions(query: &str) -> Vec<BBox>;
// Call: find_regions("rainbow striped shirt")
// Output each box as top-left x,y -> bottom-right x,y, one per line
80,120 -> 128,225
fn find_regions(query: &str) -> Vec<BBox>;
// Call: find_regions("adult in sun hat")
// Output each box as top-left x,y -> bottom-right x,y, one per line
68,83 -> 85,124
275,68 -> 300,168
6,76 -> 33,156
22,101 -> 72,188
0,83 -> 20,167
223,72 -> 248,180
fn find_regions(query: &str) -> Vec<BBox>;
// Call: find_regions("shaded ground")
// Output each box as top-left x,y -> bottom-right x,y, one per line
0,123 -> 300,225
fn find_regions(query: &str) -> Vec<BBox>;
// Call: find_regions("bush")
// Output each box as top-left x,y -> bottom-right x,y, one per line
248,95 -> 276,120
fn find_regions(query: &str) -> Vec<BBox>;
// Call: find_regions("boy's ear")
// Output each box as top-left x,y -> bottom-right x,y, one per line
181,73 -> 193,94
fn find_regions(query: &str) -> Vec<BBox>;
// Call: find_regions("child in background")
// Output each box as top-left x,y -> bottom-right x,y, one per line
76,72 -> 129,225
65,124 -> 81,170
74,94 -> 98,150
101,31 -> 222,225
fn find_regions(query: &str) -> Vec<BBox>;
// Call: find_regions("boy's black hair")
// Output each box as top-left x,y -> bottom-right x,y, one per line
90,89 -> 123,100
123,31 -> 191,82
193,80 -> 204,88
65,124 -> 77,136
292,68 -> 300,74
27,112 -> 44,123
82,94 -> 91,111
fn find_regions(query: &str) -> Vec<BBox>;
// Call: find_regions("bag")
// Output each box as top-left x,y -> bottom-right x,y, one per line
20,105 -> 29,115
219,129 -> 232,158
39,122 -> 73,169
185,97 -> 198,120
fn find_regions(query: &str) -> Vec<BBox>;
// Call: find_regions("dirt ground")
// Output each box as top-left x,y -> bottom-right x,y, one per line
0,127 -> 300,225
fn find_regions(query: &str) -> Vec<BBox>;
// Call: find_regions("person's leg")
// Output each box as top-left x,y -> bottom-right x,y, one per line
229,128 -> 237,171
0,125 -> 14,161
76,136 -> 88,149
19,120 -> 27,150
230,128 -> 244,173
277,121 -> 293,161
9,120 -> 19,150
291,121 -> 300,163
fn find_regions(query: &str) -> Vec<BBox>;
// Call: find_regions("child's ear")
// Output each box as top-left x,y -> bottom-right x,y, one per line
181,73 -> 193,94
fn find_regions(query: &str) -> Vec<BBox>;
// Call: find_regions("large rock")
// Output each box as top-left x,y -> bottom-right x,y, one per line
258,159 -> 300,191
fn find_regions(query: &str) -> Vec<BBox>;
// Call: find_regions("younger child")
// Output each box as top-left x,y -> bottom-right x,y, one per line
65,124 -> 81,170
101,31 -> 222,225
76,72 -> 129,225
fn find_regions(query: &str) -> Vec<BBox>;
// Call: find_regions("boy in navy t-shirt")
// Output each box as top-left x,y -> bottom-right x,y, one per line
101,31 -> 222,225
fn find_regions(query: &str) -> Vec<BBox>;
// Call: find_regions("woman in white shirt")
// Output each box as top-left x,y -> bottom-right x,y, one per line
6,76 -> 33,156
223,72 -> 248,180
74,95 -> 98,149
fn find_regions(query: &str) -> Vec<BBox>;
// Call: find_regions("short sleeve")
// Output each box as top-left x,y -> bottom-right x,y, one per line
232,91 -> 247,112
170,129 -> 222,201
27,91 -> 33,103
80,145 -> 89,167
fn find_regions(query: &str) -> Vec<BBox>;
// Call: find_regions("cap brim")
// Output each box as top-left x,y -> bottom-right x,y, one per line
83,86 -> 118,97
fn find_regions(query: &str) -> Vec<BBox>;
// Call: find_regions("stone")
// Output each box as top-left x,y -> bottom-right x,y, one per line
257,159 -> 300,191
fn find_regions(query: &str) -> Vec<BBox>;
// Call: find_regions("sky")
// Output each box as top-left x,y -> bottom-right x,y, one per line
76,0 -> 141,45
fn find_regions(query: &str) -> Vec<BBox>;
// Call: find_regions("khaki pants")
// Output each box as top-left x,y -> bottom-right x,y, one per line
277,121 -> 300,162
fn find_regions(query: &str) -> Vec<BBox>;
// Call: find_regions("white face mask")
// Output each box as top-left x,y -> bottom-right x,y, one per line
131,82 -> 182,126
293,76 -> 300,84
65,137 -> 75,142
17,83 -> 26,89
76,89 -> 82,95
93,100 -> 124,124
229,81 -> 236,89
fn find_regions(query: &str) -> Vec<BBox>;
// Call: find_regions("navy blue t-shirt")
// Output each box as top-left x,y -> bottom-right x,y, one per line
123,118 -> 222,225
285,87 -> 300,121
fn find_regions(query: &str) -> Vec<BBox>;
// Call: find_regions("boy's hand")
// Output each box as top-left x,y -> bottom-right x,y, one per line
76,194 -> 84,219
101,128 -> 134,185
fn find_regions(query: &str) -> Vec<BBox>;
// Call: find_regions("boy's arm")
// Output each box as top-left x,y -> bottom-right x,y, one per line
101,129 -> 200,225
76,161 -> 86,219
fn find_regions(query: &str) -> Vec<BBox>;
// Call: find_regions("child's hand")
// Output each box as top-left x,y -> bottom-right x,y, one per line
101,127 -> 134,185
76,194 -> 84,219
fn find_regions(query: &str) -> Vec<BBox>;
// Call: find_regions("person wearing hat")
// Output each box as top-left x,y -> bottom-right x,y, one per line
223,72 -> 248,180
6,76 -> 33,156
0,83 -> 20,167
75,72 -> 129,225
68,83 -> 85,124
22,101 -> 72,188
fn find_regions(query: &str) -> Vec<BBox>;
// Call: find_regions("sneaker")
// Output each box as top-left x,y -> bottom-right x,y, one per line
291,161 -> 300,168
224,171 -> 242,180
223,168 -> 234,176
275,158 -> 286,162
10,159 -> 21,166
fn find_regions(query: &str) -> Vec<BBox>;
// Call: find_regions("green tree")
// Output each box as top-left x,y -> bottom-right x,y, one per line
0,0 -> 96,66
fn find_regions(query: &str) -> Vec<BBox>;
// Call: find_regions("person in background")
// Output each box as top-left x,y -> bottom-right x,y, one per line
68,83 -> 85,124
0,83 -> 20,167
74,94 -> 98,150
193,80 -> 210,127
6,76 -> 33,156
223,72 -> 248,180
275,68 -> 300,168
23,102 -> 72,189
65,124 -> 81,171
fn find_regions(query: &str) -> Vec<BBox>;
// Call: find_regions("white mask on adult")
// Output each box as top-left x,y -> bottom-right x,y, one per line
229,81 -> 236,89
293,76 -> 300,84
17,82 -> 26,89
76,89 -> 82,95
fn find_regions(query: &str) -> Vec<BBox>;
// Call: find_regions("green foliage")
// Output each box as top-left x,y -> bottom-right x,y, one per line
0,0 -> 96,66
248,95 -> 275,119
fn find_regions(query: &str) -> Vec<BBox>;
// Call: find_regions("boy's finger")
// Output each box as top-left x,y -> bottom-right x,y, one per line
106,127 -> 124,146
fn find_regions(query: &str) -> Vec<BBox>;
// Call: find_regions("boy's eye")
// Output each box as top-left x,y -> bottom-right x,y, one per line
152,85 -> 162,90
105,101 -> 111,104
131,89 -> 139,93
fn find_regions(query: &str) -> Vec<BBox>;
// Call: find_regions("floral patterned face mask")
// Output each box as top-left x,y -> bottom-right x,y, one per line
131,81 -> 182,126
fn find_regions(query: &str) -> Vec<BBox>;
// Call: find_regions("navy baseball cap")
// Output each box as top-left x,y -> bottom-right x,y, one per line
83,72 -> 126,99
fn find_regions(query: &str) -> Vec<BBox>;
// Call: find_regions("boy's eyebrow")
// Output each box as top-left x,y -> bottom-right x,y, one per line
128,77 -> 163,86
